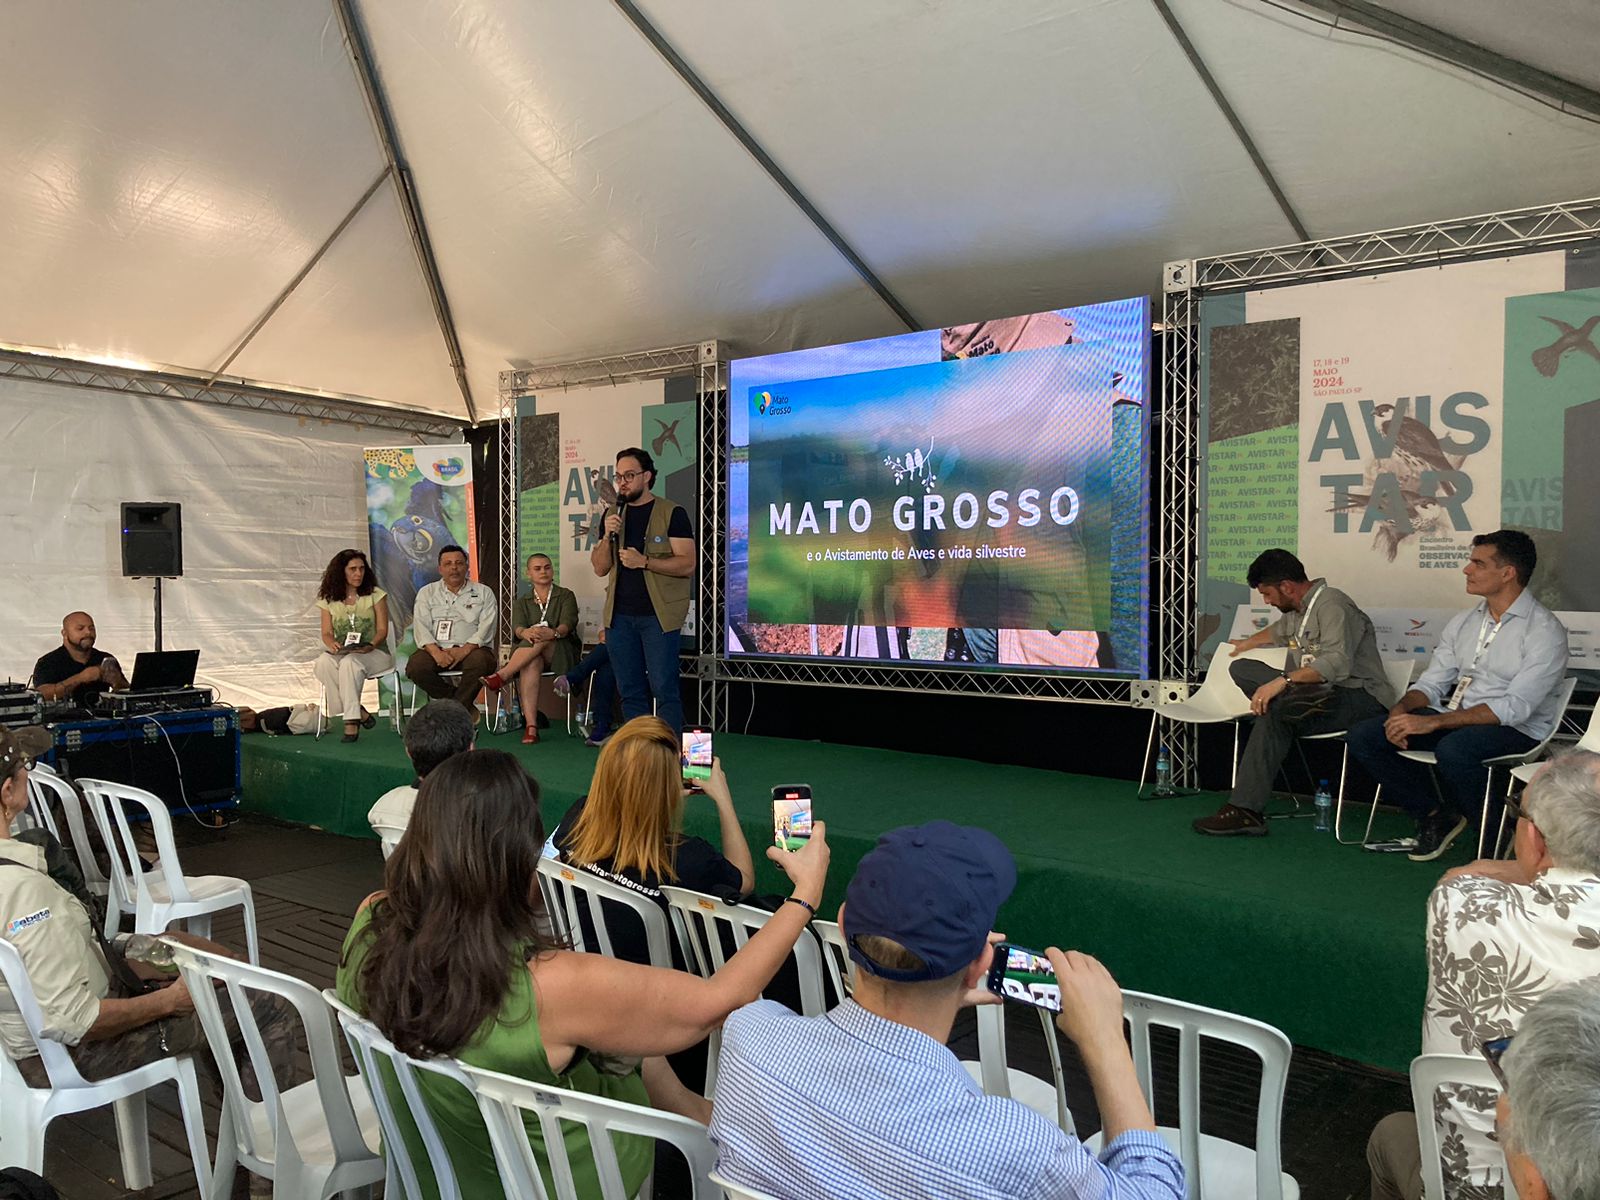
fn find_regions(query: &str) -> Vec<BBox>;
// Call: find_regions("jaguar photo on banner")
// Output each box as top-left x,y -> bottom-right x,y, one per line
363,444 -> 478,667
1198,250 -> 1600,670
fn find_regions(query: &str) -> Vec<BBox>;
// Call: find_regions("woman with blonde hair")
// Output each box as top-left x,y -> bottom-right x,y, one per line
552,715 -> 754,964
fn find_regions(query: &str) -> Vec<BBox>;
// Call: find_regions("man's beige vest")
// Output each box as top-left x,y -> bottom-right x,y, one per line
602,497 -> 692,632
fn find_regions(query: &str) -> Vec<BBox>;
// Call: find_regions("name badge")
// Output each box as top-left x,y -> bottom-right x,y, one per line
344,630 -> 362,647
1446,675 -> 1473,711
435,618 -> 454,642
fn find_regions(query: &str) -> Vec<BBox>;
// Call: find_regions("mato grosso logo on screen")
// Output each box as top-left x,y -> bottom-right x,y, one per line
755,390 -> 792,417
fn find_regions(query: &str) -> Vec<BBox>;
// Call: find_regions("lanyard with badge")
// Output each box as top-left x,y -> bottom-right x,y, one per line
529,588 -> 554,629
344,606 -> 362,647
435,586 -> 470,644
1288,583 -> 1325,669
1445,612 -> 1503,710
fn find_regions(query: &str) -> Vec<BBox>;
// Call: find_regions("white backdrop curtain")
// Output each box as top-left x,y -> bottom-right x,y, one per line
2,375 -> 456,708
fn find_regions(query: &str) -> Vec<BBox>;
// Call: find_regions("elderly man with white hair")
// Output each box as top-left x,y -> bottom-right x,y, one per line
1497,979 -> 1600,1200
1367,749 -> 1600,1200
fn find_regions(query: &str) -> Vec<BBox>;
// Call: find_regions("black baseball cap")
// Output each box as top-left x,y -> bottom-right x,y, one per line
844,820 -> 1017,982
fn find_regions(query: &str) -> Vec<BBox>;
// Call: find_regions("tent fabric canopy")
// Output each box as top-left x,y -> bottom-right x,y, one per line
4,0 -> 1599,423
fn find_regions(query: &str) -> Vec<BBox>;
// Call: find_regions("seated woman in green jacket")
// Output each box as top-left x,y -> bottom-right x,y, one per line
337,748 -> 828,1200
484,553 -> 582,744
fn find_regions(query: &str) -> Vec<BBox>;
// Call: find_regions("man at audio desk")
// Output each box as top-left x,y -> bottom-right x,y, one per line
404,544 -> 499,707
32,612 -> 127,705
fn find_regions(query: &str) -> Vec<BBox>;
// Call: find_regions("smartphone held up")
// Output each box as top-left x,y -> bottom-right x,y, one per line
681,727 -> 713,788
986,942 -> 1062,1012
772,785 -> 813,851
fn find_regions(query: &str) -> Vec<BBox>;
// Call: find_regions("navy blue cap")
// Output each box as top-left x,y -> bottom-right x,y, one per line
844,820 -> 1016,982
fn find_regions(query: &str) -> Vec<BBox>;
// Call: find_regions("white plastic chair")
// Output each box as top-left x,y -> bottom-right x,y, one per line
326,990 -> 477,1200
18,772 -> 59,839
26,764 -> 112,900
465,1060 -> 719,1200
661,888 -> 827,1095
372,819 -> 407,861
168,942 -> 386,1200
1140,647 -> 1289,792
810,918 -> 853,1008
710,1172 -> 784,1200
536,858 -> 675,966
0,939 -> 212,1193
1378,676 -> 1578,857
1327,659 -> 1418,843
316,634 -> 402,740
1410,1053 -> 1519,1200
1510,696 -> 1600,785
78,778 -> 260,963
1084,990 -> 1298,1200
959,1003 -> 1075,1133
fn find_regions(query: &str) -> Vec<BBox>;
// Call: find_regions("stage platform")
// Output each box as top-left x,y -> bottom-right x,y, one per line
241,724 -> 1458,1072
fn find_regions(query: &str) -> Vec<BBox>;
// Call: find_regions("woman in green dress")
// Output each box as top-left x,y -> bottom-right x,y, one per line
338,748 -> 829,1199
484,553 -> 581,744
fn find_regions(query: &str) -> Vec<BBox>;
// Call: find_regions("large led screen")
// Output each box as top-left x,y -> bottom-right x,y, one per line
726,300 -> 1150,675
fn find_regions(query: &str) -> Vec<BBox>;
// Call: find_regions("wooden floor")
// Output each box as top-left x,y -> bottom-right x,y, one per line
44,815 -> 1409,1200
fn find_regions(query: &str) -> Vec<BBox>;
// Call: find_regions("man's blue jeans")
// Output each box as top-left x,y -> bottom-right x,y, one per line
606,612 -> 685,732
1347,709 -> 1536,823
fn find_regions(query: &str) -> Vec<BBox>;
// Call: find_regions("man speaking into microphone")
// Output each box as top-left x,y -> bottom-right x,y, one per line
589,446 -> 695,733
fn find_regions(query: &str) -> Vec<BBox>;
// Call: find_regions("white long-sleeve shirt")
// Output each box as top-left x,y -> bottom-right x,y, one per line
411,579 -> 498,649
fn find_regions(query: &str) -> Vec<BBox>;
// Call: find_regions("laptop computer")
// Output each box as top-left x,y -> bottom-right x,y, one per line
127,649 -> 200,692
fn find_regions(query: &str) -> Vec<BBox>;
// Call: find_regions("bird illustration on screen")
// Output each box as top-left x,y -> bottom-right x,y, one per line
1371,404 -> 1458,498
1530,314 -> 1600,377
652,418 -> 684,458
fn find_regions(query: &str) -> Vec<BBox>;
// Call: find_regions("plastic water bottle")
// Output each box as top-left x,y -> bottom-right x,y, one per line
1314,779 -> 1333,833
1154,745 -> 1173,797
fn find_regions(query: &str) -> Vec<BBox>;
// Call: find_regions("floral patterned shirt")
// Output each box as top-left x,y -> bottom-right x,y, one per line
1424,866 -> 1600,1198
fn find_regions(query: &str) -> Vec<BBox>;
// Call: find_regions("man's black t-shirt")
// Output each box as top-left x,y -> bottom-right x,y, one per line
32,646 -> 115,703
551,794 -> 742,967
613,500 -> 694,617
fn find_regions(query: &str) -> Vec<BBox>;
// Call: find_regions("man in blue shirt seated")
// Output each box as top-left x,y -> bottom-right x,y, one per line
1348,529 -> 1569,862
707,820 -> 1185,1200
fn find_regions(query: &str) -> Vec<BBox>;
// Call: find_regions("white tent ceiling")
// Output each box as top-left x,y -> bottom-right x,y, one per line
3,0 -> 1599,424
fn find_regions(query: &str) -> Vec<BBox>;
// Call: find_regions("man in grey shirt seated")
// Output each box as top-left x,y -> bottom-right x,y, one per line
1195,548 -> 1396,837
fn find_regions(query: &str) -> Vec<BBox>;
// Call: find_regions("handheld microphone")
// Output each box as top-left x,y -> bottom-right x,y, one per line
609,502 -> 622,558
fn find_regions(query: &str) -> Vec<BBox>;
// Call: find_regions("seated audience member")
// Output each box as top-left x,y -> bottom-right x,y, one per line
0,726 -> 294,1115
32,612 -> 127,705
338,748 -> 828,1199
553,630 -> 619,748
708,820 -> 1186,1200
551,716 -> 754,966
311,548 -> 394,743
404,544 -> 498,708
482,553 -> 581,745
366,698 -> 476,837
1349,530 -> 1569,862
1366,750 -> 1600,1200
1497,980 -> 1600,1200
1193,548 -> 1394,837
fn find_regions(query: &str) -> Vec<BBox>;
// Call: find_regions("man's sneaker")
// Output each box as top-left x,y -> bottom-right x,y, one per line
1408,812 -> 1469,862
552,675 -> 572,698
1192,804 -> 1268,837
584,731 -> 612,748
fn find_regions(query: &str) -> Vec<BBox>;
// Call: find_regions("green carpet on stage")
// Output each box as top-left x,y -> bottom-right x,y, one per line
242,725 -> 1457,1072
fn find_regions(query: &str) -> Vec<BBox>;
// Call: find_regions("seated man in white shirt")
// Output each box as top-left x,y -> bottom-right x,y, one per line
367,699 -> 477,840
708,820 -> 1185,1200
1366,750 -> 1600,1200
404,544 -> 499,708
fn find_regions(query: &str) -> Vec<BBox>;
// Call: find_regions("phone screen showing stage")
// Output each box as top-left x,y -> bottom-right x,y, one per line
681,728 -> 713,785
987,943 -> 1061,1012
772,787 -> 813,851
